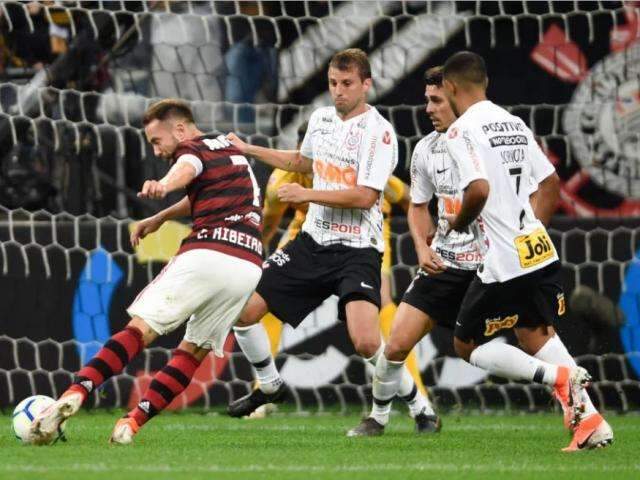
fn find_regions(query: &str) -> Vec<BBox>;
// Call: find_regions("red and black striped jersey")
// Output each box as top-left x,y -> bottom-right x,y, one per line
174,134 -> 263,267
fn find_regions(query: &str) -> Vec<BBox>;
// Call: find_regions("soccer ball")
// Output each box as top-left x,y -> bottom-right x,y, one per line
12,395 -> 66,445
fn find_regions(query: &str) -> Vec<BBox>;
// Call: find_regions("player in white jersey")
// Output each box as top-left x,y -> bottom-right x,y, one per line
224,49 -> 434,427
441,52 -> 612,451
348,67 -> 484,436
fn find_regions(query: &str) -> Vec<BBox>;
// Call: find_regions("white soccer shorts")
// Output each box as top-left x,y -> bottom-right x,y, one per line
127,249 -> 261,356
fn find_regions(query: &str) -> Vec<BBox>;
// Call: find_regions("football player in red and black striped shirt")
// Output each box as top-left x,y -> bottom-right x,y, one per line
30,99 -> 263,445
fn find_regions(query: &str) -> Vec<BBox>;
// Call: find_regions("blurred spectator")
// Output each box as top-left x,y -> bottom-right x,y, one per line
223,1 -> 278,129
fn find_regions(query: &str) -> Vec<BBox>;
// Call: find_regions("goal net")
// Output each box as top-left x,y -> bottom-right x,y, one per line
1,1 -> 639,414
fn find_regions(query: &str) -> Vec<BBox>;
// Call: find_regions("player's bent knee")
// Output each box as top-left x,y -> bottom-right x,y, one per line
384,342 -> 410,362
235,293 -> 268,327
454,337 -> 474,362
127,316 -> 159,346
177,340 -> 211,362
353,339 -> 381,359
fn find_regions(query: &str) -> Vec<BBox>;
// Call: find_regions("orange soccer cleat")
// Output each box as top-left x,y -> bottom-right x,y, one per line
110,417 -> 140,445
562,413 -> 614,452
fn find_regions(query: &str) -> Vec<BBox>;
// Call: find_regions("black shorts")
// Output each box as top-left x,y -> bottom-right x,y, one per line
256,232 -> 382,327
402,267 -> 477,329
454,261 -> 565,343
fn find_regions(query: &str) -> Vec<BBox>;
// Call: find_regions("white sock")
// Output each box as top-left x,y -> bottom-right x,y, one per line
534,334 -> 598,416
233,324 -> 282,394
469,342 -> 560,386
399,379 -> 435,417
369,353 -> 402,426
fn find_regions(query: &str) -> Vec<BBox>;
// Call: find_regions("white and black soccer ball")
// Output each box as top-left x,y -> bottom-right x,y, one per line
12,395 -> 66,445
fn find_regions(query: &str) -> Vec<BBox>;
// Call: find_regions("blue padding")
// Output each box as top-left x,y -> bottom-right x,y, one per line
620,252 -> 640,377
72,248 -> 123,364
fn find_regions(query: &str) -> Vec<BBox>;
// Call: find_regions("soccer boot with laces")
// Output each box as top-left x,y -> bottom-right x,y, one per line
414,413 -> 442,434
553,366 -> 591,429
346,417 -> 385,437
227,383 -> 287,418
562,414 -> 613,452
29,391 -> 83,445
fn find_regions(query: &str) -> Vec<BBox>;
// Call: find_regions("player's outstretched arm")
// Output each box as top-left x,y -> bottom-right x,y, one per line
446,179 -> 489,233
138,163 -> 197,200
130,196 -> 191,247
226,133 -> 313,173
408,202 -> 444,274
277,183 -> 378,209
531,172 -> 560,226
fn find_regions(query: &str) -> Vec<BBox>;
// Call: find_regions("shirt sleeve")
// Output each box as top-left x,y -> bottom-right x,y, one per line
175,153 -> 203,177
409,142 -> 435,204
445,125 -> 488,190
529,136 -> 556,184
299,110 -> 317,160
357,121 -> 398,191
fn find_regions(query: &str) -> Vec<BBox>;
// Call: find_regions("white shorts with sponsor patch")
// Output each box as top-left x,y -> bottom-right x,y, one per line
127,249 -> 261,356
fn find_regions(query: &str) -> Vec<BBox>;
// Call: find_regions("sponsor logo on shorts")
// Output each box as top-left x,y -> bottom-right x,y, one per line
360,281 -> 374,290
382,131 -> 391,145
557,292 -> 566,315
268,249 -> 291,267
484,314 -> 519,336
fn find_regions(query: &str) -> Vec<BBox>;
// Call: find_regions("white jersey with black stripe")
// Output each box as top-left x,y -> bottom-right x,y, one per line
300,105 -> 398,253
410,131 -> 482,270
445,100 -> 558,284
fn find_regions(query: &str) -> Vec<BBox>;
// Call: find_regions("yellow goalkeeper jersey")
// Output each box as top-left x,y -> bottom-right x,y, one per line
264,169 -> 313,248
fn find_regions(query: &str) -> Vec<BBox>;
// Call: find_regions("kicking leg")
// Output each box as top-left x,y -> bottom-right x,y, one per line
30,316 -> 153,443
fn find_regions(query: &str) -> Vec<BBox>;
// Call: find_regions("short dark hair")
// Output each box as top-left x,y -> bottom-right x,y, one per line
297,121 -> 309,145
424,66 -> 443,86
329,48 -> 371,81
443,51 -> 487,86
143,98 -> 195,126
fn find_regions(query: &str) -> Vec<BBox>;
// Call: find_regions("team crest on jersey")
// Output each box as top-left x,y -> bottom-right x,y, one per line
382,131 -> 391,145
448,127 -> 458,139
345,124 -> 362,151
484,314 -> 519,336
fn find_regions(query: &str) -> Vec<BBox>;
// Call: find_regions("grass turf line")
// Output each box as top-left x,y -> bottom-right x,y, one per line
1,412 -> 638,480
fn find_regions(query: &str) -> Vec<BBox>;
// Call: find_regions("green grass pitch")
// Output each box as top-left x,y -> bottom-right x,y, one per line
1,411 -> 638,480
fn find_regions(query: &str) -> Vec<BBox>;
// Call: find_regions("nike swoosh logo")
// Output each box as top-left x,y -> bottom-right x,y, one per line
360,282 -> 374,289
436,168 -> 449,174
577,431 -> 596,450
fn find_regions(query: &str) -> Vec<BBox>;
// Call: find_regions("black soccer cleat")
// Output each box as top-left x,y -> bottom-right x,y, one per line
415,413 -> 442,434
346,417 -> 385,437
227,383 -> 287,418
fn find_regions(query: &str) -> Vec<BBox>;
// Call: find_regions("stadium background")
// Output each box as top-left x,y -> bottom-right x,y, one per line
0,1 -> 639,415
